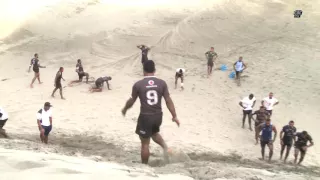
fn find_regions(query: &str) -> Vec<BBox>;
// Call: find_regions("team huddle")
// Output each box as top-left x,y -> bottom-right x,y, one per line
0,45 -> 315,166
239,93 -> 314,165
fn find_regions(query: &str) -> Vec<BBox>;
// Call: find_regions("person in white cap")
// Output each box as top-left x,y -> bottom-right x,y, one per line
0,106 -> 9,138
261,92 -> 279,117
175,68 -> 185,90
37,102 -> 53,144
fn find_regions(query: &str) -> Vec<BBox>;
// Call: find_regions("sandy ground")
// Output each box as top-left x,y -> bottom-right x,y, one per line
1,0 -> 320,179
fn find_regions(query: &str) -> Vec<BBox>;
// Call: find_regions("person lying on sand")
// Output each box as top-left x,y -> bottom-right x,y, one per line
175,68 -> 185,90
205,47 -> 218,76
252,106 -> 270,144
29,53 -> 46,88
37,102 -> 53,144
68,59 -> 90,86
0,106 -> 9,138
256,119 -> 277,162
121,60 -> 180,164
89,76 -> 112,92
137,45 -> 150,64
294,131 -> 314,165
51,67 -> 66,100
239,94 -> 256,131
280,120 -> 296,163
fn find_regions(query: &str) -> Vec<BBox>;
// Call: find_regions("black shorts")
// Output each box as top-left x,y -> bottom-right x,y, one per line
95,82 -> 103,88
136,113 -> 163,138
42,125 -> 52,136
260,140 -> 272,148
207,60 -> 214,67
243,110 -> 252,115
295,145 -> 306,153
33,68 -> 39,73
266,110 -> 272,116
78,72 -> 85,81
0,119 -> 8,129
236,70 -> 242,77
283,140 -> 293,147
55,82 -> 62,88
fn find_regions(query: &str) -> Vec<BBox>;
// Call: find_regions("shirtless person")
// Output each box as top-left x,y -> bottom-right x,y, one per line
137,45 -> 150,64
90,76 -> 112,92
280,120 -> 296,163
0,106 -> 9,138
294,131 -> 314,165
175,68 -> 185,90
233,56 -> 247,84
51,67 -> 65,99
69,59 -> 90,86
261,92 -> 279,117
29,53 -> 46,88
121,60 -> 180,164
252,106 -> 270,144
239,94 -> 256,130
205,47 -> 218,76
256,119 -> 277,162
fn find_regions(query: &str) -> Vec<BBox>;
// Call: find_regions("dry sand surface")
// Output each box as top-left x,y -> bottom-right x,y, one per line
1,0 -> 320,179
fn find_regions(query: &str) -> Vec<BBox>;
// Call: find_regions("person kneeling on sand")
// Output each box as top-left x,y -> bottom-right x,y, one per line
90,76 -> 112,92
69,59 -> 90,86
0,106 -> 9,138
37,102 -> 53,144
175,68 -> 185,90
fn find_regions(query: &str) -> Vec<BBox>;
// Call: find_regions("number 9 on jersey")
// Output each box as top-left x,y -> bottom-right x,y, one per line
146,90 -> 158,105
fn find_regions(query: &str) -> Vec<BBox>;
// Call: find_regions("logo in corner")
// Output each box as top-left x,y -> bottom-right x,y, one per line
148,80 -> 154,86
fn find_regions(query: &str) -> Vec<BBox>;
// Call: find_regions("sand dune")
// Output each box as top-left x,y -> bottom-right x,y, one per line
1,0 -> 320,179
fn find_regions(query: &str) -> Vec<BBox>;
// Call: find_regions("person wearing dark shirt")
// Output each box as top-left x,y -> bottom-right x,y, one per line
256,119 -> 277,162
294,131 -> 314,165
137,45 -> 150,64
29,53 -> 46,88
68,59 -> 90,86
121,60 -> 180,164
252,106 -> 270,144
51,67 -> 65,99
90,76 -> 112,92
205,47 -> 218,76
280,120 -> 296,163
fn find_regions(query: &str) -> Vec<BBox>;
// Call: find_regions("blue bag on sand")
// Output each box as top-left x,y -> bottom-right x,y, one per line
229,71 -> 235,79
220,64 -> 228,71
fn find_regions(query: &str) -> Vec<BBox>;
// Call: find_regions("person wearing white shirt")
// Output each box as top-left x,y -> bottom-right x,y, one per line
0,106 -> 9,138
239,94 -> 256,131
261,92 -> 279,117
175,68 -> 185,90
37,102 -> 53,144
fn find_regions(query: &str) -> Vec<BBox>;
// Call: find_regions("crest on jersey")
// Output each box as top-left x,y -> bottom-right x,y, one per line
148,80 -> 154,85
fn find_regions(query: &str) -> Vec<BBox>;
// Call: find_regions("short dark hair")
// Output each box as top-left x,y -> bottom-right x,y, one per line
302,131 -> 308,135
249,94 -> 254,98
34,53 -> 38,56
179,69 -> 183,73
59,67 -> 64,71
266,119 -> 271,122
143,60 -> 155,73
289,120 -> 294,123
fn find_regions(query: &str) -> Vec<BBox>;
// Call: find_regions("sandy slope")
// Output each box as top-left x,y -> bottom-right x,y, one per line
1,0 -> 320,179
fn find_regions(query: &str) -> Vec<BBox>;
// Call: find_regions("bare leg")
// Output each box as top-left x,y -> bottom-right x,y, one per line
175,77 -> 178,89
152,133 -> 169,163
30,74 -> 37,88
51,87 -> 58,97
85,73 -> 89,83
284,145 -> 292,163
298,149 -> 306,165
294,148 -> 299,164
40,132 -> 44,143
59,88 -> 65,99
181,77 -> 184,90
248,113 -> 252,131
280,144 -> 285,160
261,143 -> 266,160
242,111 -> 246,128
255,126 -> 259,145
37,73 -> 42,84
44,136 -> 48,144
210,65 -> 213,74
139,136 -> 151,164
0,129 -> 8,138
268,143 -> 274,162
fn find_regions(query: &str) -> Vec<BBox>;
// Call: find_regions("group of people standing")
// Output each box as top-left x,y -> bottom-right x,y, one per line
239,93 -> 314,165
